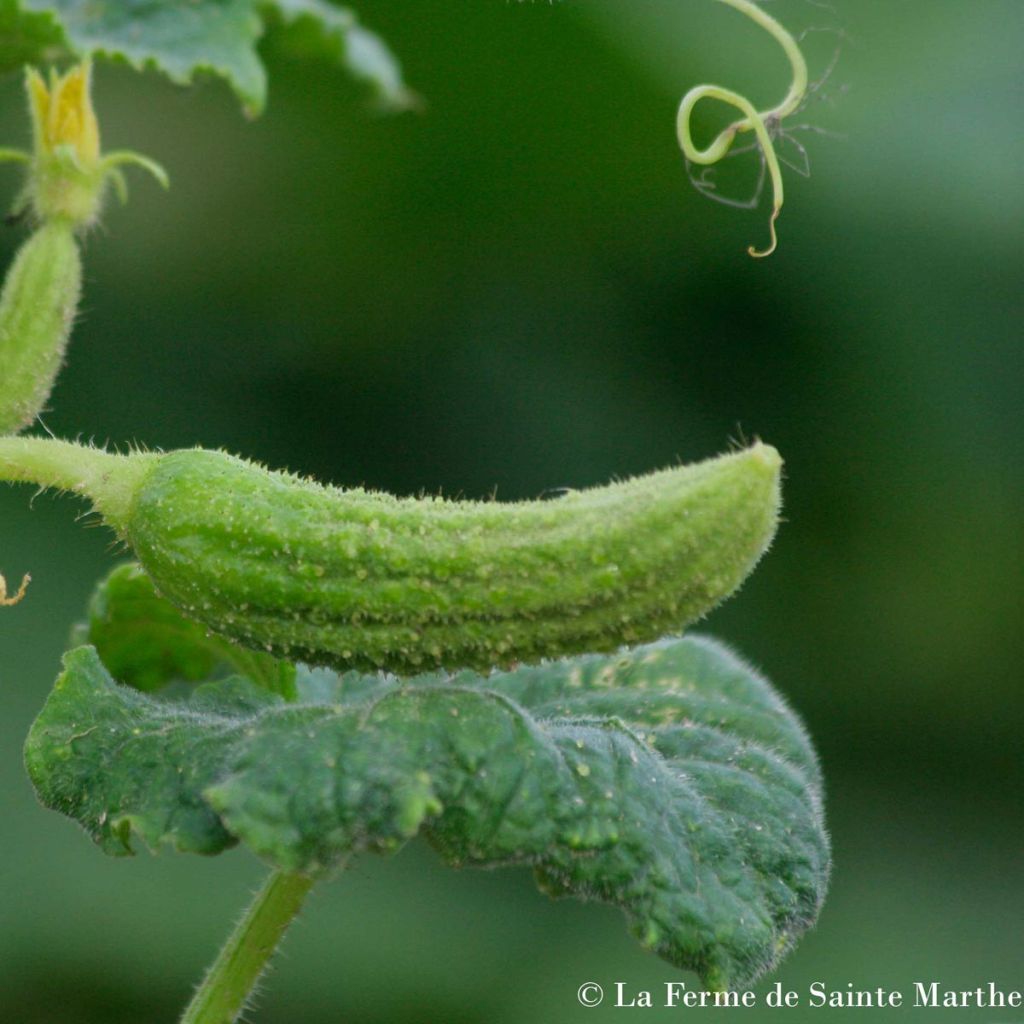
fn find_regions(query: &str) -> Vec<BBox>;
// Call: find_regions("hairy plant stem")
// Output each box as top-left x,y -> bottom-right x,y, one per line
676,0 -> 809,256
0,436 -> 151,528
179,870 -> 315,1024
0,436 -> 150,604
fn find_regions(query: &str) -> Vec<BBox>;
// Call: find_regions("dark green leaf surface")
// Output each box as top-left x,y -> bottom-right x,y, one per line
13,0 -> 407,115
26,636 -> 828,989
75,562 -> 296,698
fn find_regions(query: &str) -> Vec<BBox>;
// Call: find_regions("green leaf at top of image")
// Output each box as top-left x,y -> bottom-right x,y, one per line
12,0 -> 410,115
25,628 -> 829,990
0,1 -> 63,70
72,562 -> 296,699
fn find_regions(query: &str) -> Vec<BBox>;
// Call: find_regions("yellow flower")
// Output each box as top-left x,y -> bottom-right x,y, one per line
0,60 -> 167,227
26,61 -> 100,169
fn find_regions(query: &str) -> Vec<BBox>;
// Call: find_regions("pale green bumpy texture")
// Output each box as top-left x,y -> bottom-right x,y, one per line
27,586 -> 829,990
110,443 -> 781,673
0,220 -> 80,434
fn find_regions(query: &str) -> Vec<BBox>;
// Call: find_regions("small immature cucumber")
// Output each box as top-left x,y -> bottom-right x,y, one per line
0,222 -> 81,434
0,62 -> 167,437
0,438 -> 781,672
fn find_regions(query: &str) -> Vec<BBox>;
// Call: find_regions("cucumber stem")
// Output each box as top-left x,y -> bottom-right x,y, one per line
179,870 -> 315,1024
0,436 -> 156,606
0,435 -> 154,530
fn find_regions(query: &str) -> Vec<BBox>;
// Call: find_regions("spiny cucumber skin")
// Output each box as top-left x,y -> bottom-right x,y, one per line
0,222 -> 81,434
120,444 -> 781,674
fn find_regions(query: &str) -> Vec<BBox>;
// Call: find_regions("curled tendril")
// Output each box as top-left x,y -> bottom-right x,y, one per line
0,572 -> 31,606
677,0 -> 808,257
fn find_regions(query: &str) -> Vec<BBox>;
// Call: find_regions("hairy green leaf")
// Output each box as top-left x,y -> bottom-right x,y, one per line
12,0 -> 408,115
72,562 -> 296,698
26,636 -> 828,989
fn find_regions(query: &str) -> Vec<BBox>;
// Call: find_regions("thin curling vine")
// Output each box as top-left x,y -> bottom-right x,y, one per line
0,569 -> 30,606
676,0 -> 809,256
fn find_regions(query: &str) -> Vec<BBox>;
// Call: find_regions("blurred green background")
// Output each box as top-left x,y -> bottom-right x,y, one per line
2,1 -> 1022,1020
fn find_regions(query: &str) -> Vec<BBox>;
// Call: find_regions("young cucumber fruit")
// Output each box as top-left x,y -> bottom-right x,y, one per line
0,438 -> 781,672
0,222 -> 81,434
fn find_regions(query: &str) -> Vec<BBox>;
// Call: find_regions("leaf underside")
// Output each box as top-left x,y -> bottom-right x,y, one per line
27,566 -> 829,990
10,0 -> 409,115
72,562 -> 297,698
